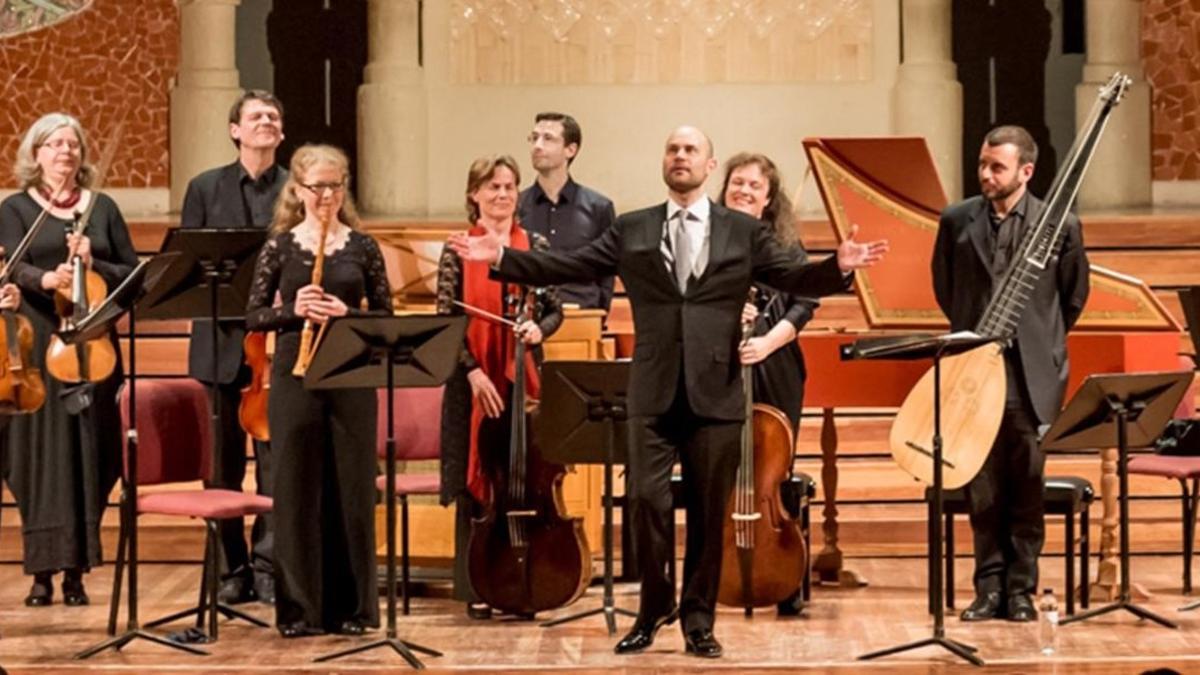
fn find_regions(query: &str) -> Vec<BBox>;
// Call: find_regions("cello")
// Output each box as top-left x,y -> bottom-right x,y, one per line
466,288 -> 591,617
717,298 -> 808,613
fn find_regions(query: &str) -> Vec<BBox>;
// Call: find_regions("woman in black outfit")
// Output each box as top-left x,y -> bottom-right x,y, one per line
245,144 -> 392,637
719,152 -> 818,615
436,155 -> 562,619
0,113 -> 137,608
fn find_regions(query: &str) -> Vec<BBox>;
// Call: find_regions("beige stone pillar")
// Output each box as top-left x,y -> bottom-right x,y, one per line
358,0 -> 427,217
169,0 -> 243,212
1076,0 -> 1151,209
891,0 -> 963,200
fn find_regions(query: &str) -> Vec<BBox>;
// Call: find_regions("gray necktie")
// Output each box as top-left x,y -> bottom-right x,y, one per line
673,210 -> 692,292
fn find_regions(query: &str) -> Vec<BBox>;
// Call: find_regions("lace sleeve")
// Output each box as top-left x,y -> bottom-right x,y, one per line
435,242 -> 478,371
530,233 -> 563,339
245,237 -> 299,331
350,233 -> 393,315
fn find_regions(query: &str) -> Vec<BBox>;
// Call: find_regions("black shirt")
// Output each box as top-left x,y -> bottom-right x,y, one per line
517,177 -> 616,312
180,160 -> 288,230
985,191 -> 1029,277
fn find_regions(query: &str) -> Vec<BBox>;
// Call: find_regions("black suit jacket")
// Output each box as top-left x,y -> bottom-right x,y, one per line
932,194 -> 1090,424
181,161 -> 288,384
497,200 -> 850,420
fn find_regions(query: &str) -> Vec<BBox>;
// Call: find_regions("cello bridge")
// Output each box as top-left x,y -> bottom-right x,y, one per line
731,512 -> 762,522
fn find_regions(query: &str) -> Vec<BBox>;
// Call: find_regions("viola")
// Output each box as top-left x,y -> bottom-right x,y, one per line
238,330 -> 272,441
0,247 -> 45,414
44,199 -> 117,384
717,299 -> 808,612
465,288 -> 591,617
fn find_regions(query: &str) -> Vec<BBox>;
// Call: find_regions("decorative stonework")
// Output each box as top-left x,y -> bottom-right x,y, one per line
0,0 -> 92,39
1143,0 -> 1200,181
0,0 -> 178,189
448,0 -> 872,84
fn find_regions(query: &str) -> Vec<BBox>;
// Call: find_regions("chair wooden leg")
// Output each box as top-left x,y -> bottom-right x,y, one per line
107,514 -> 130,636
401,494 -> 410,616
206,520 -> 220,640
1065,510 -> 1076,616
1080,505 -> 1090,610
945,511 -> 955,610
801,496 -> 812,602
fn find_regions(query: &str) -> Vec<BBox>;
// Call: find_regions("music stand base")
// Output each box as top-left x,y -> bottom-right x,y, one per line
314,633 -> 442,667
541,602 -> 637,635
1179,598 -> 1200,612
74,628 -> 210,659
859,634 -> 982,667
144,602 -> 270,630
1059,600 -> 1178,628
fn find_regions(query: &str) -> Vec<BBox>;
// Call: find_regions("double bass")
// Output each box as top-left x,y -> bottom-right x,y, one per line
466,288 -> 591,617
717,299 -> 808,612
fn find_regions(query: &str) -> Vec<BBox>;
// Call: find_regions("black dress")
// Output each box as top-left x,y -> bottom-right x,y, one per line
749,285 -> 817,435
0,191 -> 136,575
245,228 -> 392,632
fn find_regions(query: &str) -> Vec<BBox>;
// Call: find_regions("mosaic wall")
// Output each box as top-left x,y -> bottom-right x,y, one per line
0,0 -> 177,189
1143,0 -> 1200,181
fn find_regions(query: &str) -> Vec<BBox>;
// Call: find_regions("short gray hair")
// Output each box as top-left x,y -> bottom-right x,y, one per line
13,113 -> 95,190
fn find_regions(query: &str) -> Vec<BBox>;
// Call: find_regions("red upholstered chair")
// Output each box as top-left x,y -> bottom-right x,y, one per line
374,386 -> 443,615
1127,356 -> 1200,595
110,378 -> 273,641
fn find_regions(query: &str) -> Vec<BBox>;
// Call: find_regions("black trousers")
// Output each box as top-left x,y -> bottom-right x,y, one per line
965,362 -> 1045,598
627,386 -> 741,634
205,382 -> 273,581
269,371 -> 379,630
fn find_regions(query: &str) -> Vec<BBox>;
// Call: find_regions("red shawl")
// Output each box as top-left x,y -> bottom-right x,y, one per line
464,223 -> 541,503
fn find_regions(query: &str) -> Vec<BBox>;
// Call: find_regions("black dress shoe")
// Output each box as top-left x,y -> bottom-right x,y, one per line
1007,593 -> 1037,622
613,609 -> 678,654
684,628 -> 723,658
254,574 -> 275,605
960,592 -> 1004,621
217,576 -> 256,605
776,590 -> 804,617
62,571 -> 89,607
466,602 -> 492,620
278,622 -> 323,639
338,620 -> 366,635
24,573 -> 53,607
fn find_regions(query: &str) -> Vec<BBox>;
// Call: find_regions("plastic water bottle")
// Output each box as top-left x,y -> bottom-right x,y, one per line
1038,588 -> 1059,656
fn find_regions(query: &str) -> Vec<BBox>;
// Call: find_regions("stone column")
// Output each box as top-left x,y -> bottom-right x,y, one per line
892,0 -> 963,200
1076,0 -> 1151,209
358,0 -> 427,217
169,0 -> 243,212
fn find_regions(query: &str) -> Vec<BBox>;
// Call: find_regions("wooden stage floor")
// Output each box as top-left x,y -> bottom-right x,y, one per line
2,557 -> 1200,674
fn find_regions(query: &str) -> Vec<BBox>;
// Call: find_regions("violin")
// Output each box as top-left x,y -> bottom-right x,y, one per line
0,247 -> 45,414
465,288 -> 591,617
44,197 -> 117,383
717,293 -> 808,613
238,330 -> 273,441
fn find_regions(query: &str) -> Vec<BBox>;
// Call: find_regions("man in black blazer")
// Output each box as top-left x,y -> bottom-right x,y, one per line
451,126 -> 886,657
180,90 -> 287,606
933,125 -> 1090,622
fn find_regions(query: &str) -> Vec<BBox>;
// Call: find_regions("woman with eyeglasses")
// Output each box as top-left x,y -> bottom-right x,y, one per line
718,152 -> 818,616
245,144 -> 392,638
0,112 -> 137,609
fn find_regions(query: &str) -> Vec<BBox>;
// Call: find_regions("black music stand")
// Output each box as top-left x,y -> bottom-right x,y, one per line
847,331 -> 1002,668
126,228 -> 266,641
303,314 -> 466,668
536,360 -> 637,636
71,253 -> 208,659
1047,370 -> 1192,629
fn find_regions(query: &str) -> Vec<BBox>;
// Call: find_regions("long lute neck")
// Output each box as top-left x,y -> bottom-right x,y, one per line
975,73 -> 1129,339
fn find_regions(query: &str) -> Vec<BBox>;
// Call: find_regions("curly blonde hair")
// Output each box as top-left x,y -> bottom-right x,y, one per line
13,113 -> 96,190
271,144 -> 361,233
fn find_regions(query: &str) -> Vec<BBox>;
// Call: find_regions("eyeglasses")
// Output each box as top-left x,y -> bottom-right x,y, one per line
527,131 -> 563,144
40,138 -> 81,152
300,181 -> 346,194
